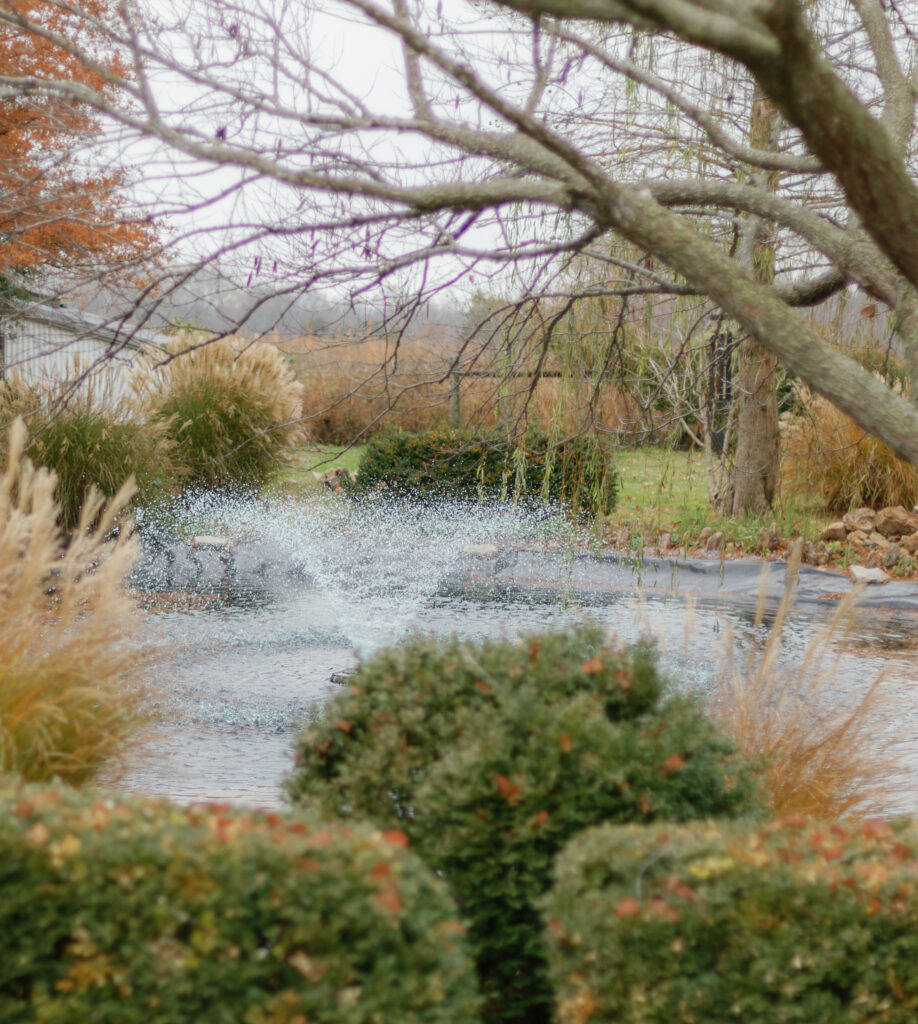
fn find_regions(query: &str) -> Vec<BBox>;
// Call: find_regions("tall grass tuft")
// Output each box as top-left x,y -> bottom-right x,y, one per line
0,372 -> 176,530
136,334 -> 305,490
0,418 -> 149,785
782,393 -> 918,512
712,552 -> 900,819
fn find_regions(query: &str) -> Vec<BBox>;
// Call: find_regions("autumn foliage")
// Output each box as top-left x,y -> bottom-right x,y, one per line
0,1 -> 152,274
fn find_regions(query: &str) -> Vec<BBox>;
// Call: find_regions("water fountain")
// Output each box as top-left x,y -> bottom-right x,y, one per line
118,491 -> 918,809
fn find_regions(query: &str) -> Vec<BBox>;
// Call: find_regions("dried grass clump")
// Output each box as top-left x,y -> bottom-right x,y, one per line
136,333 -> 305,490
712,554 -> 899,819
782,393 -> 918,512
0,419 -> 149,785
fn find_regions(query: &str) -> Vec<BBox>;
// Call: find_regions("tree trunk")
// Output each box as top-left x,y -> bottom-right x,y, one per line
731,87 -> 780,516
731,340 -> 780,514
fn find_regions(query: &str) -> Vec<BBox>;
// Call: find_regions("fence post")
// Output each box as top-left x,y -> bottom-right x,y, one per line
450,370 -> 462,427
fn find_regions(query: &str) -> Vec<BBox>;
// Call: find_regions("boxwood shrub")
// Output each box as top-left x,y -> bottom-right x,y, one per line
545,816 -> 918,1024
287,627 -> 760,1024
0,781 -> 480,1024
353,426 -> 619,515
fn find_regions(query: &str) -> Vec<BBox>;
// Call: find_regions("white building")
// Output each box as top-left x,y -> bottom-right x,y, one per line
0,302 -> 168,401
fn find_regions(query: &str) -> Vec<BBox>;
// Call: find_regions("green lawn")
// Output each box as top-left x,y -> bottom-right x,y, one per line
271,444 -> 367,496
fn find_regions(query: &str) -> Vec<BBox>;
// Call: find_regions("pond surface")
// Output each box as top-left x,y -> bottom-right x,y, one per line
115,493 -> 918,812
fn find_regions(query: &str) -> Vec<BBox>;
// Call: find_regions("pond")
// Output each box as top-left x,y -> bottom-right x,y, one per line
114,492 -> 918,812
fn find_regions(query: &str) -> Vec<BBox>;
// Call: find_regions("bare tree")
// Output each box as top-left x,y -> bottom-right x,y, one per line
1,0 -> 917,484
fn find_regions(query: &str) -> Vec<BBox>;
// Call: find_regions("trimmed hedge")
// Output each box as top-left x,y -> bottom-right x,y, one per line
545,816 -> 918,1024
0,781 -> 481,1024
353,426 -> 619,515
288,627 -> 760,1024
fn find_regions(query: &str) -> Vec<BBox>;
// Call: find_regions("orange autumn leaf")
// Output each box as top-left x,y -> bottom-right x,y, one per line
373,884 -> 403,916
494,775 -> 523,805
580,656 -> 603,675
558,734 -> 573,752
369,861 -> 391,881
615,897 -> 641,919
382,829 -> 410,848
660,754 -> 686,775
530,809 -> 550,829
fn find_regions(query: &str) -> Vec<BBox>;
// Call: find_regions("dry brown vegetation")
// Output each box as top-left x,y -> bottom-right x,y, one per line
782,391 -> 918,513
279,332 -> 644,444
712,553 -> 900,819
0,418 -> 151,785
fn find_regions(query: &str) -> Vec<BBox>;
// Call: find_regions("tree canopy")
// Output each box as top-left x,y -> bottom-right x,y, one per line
0,0 -> 916,468
0,0 -> 153,280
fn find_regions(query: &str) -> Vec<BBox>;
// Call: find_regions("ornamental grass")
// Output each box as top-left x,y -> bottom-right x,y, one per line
711,549 -> 901,819
0,418 -> 150,785
135,333 -> 305,490
782,392 -> 918,512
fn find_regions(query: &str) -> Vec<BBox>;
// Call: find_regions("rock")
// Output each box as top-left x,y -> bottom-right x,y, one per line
787,537 -> 804,562
875,505 -> 918,538
901,531 -> 918,555
191,535 -> 232,550
865,550 -> 879,569
705,530 -> 724,552
843,507 -> 876,532
822,521 -> 847,542
803,540 -> 818,564
724,541 -> 736,558
850,565 -> 889,585
757,524 -> 780,551
658,532 -> 672,552
697,527 -> 713,544
867,531 -> 891,550
464,543 -> 499,558
883,543 -> 903,569
330,670 -> 352,685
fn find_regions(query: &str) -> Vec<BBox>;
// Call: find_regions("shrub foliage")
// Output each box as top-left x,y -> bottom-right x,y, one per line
0,780 -> 481,1024
135,334 -> 305,491
353,426 -> 620,515
546,816 -> 918,1024
288,627 -> 759,1024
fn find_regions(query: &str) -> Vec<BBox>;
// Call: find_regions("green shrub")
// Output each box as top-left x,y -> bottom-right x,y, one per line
0,374 -> 174,529
545,816 -> 918,1024
288,627 -> 760,1024
0,780 -> 481,1024
353,426 -> 619,515
135,334 -> 305,491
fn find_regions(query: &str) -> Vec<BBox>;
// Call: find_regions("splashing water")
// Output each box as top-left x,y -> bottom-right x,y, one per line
136,490 -> 583,656
121,490 -> 918,810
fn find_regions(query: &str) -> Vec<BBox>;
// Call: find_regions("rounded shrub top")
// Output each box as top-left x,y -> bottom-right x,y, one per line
288,625 -> 663,818
0,779 -> 480,1024
546,816 -> 918,1024
288,626 -> 760,1024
